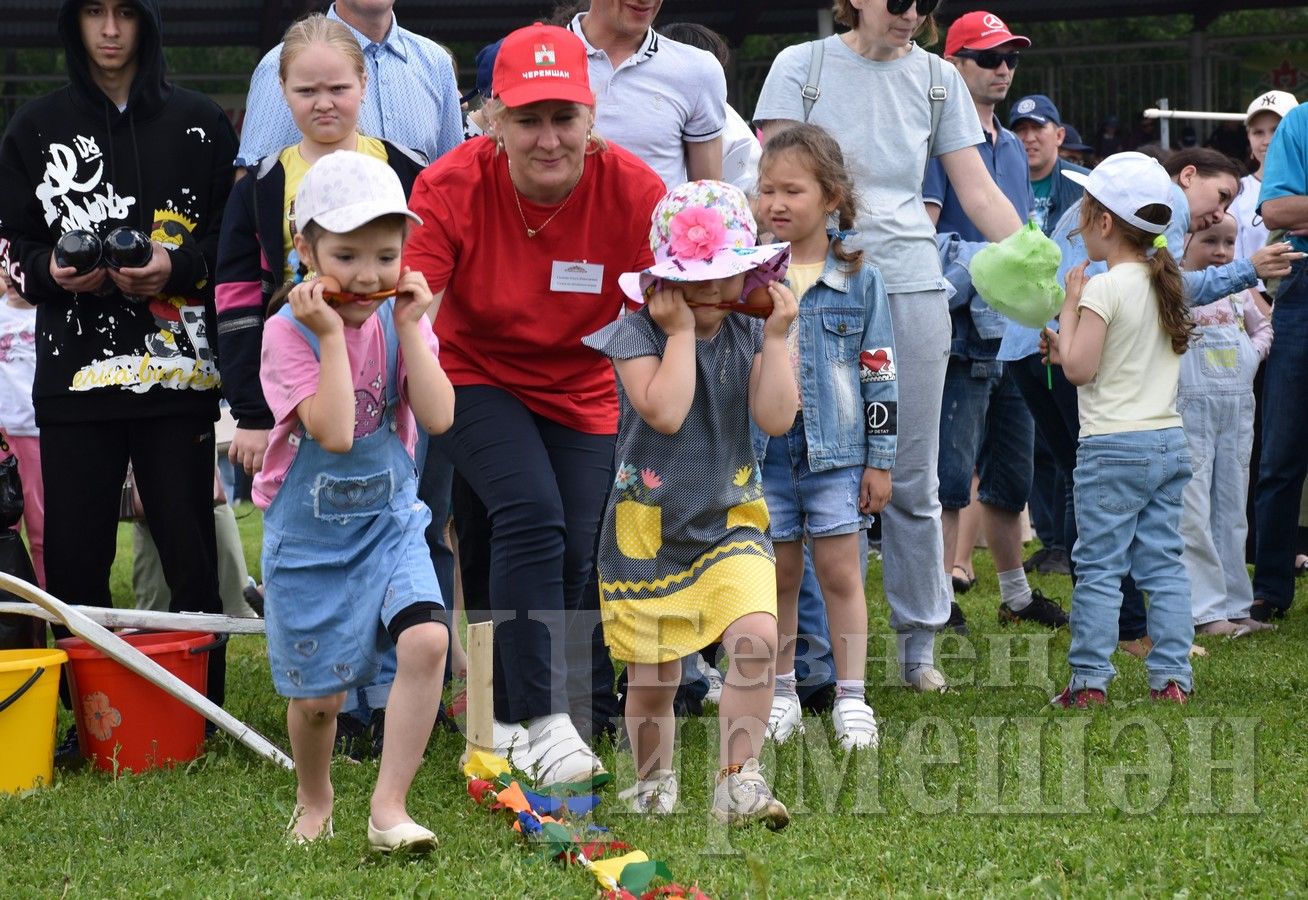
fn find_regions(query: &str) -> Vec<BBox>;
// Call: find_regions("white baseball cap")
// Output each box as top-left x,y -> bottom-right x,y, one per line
295,150 -> 423,234
1062,152 -> 1173,235
1246,90 -> 1299,123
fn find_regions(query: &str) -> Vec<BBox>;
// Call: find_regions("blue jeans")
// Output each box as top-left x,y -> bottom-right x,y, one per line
1028,429 -> 1065,551
938,360 -> 1034,512
1069,429 -> 1194,693
1253,259 -> 1308,612
1010,354 -> 1147,640
795,540 -> 836,698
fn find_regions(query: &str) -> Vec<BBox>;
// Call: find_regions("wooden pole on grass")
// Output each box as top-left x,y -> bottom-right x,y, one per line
463,620 -> 494,763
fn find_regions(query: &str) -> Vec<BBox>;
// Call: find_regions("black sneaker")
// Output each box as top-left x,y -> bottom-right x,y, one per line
334,712 -> 372,761
55,727 -> 85,769
1022,547 -> 1051,573
1249,600 -> 1288,623
999,589 -> 1069,628
1034,548 -> 1072,576
945,601 -> 969,635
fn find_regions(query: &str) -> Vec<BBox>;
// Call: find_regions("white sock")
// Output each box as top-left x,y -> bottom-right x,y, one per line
999,567 -> 1033,611
775,670 -> 798,698
835,679 -> 865,702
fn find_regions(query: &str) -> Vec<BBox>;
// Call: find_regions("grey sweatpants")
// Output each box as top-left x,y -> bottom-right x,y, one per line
880,288 -> 951,669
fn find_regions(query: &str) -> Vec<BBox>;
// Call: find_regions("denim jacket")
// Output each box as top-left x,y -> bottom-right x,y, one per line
937,232 -> 1006,364
753,244 -> 898,472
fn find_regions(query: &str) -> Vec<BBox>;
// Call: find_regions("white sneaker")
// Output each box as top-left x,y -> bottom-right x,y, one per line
903,665 -> 948,693
493,719 -> 529,767
618,769 -> 678,814
766,692 -> 804,743
519,714 -> 607,787
711,758 -> 789,830
703,666 -> 725,705
832,697 -> 879,750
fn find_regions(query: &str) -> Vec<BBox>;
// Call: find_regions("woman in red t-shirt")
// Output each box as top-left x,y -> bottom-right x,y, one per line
404,24 -> 665,786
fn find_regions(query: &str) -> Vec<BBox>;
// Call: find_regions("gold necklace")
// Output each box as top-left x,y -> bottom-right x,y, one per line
509,168 -> 581,238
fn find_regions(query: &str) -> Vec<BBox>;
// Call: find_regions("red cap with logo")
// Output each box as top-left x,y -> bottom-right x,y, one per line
944,11 -> 1031,57
492,23 -> 595,108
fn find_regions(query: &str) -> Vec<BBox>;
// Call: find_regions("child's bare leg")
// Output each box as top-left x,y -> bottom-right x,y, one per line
811,532 -> 867,683
624,659 -> 681,777
773,540 -> 804,674
719,612 -> 778,767
287,692 -> 346,840
370,622 -> 448,829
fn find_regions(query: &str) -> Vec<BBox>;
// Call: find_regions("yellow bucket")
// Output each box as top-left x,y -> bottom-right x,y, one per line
0,648 -> 67,794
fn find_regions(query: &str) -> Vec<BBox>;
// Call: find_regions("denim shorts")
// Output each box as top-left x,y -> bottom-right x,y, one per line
938,359 -> 1034,512
761,417 -> 870,542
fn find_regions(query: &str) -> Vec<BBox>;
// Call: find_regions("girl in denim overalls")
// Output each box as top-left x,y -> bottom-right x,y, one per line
1044,152 -> 1196,706
254,152 -> 454,851
1178,214 -> 1274,636
753,125 -> 897,751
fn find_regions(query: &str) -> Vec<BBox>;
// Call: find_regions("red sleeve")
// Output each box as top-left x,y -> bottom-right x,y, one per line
404,166 -> 459,295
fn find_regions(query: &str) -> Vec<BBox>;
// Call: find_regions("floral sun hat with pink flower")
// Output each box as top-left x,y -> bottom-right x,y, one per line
618,180 -> 790,307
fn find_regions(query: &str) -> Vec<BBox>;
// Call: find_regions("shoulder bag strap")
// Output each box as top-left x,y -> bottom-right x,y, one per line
802,39 -> 825,122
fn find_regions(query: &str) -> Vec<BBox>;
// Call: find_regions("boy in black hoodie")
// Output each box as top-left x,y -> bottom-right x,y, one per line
0,0 -> 237,707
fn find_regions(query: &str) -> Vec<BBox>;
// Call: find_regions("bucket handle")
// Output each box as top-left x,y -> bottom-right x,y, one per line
188,633 -> 229,656
0,666 -> 44,714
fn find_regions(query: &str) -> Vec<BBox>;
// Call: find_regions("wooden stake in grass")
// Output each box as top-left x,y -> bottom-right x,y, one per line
464,621 -> 494,762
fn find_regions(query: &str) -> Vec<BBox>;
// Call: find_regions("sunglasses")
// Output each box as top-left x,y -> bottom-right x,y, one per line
53,226 -> 154,275
952,48 -> 1021,70
886,0 -> 942,16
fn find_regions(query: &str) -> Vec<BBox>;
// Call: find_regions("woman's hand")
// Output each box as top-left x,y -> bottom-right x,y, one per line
860,467 -> 892,514
393,267 -> 434,329
648,285 -> 695,336
289,277 -> 343,339
1250,241 -> 1306,280
763,282 -> 798,339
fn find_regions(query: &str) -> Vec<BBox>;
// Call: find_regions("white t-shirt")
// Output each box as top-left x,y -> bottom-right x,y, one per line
1076,262 -> 1183,437
754,37 -> 982,294
722,104 -> 761,196
570,16 -> 727,190
1231,173 -> 1269,290
0,300 -> 37,436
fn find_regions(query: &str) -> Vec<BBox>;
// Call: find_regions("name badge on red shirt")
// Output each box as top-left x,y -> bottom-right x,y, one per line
550,260 -> 604,294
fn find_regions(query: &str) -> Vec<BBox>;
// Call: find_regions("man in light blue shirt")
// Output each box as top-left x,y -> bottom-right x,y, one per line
234,1 -> 461,168
1253,102 -> 1308,620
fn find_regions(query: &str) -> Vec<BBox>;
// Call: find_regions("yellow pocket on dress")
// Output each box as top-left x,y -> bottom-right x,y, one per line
616,499 -> 662,559
726,496 -> 769,531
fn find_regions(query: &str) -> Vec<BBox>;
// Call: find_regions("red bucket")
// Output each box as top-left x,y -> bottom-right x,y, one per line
56,631 -> 223,773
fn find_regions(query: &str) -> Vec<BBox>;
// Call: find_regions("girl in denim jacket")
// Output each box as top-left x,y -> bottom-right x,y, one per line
755,125 -> 898,750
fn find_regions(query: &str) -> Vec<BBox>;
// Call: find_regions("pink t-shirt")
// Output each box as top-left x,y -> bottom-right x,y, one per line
253,310 -> 440,509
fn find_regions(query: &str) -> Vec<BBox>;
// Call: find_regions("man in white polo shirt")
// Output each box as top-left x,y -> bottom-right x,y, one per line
567,0 -> 726,188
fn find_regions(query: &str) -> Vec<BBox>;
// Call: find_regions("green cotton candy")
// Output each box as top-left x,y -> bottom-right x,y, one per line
971,220 -> 1065,329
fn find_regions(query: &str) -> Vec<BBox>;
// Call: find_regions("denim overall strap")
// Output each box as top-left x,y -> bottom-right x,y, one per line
275,300 -> 401,415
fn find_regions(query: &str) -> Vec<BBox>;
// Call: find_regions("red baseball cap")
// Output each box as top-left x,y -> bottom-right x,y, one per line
944,11 -> 1031,57
492,23 -> 595,108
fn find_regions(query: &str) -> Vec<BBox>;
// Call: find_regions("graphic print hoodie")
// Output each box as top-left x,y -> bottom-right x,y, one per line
0,0 -> 237,425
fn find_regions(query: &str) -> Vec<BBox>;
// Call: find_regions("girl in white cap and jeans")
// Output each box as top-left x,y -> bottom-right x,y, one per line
1044,152 -> 1197,707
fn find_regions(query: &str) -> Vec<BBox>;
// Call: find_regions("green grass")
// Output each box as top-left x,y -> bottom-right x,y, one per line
2,510 -> 1305,897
